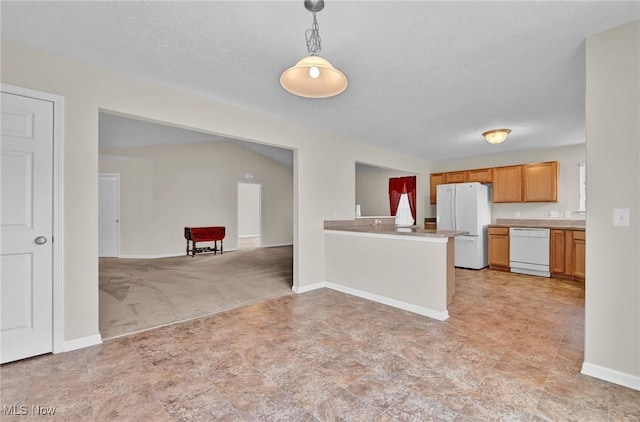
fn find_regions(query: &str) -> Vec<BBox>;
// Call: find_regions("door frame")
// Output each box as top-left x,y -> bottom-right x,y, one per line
98,173 -> 121,257
237,180 -> 262,247
1,84 -> 65,354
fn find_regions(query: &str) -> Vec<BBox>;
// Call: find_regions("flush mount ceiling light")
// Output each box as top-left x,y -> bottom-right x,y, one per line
280,0 -> 348,98
482,128 -> 512,144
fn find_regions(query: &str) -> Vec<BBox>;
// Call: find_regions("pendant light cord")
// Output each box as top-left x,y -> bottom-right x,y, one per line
305,12 -> 322,56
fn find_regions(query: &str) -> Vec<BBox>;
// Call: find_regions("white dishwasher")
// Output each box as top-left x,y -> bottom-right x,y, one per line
509,228 -> 551,277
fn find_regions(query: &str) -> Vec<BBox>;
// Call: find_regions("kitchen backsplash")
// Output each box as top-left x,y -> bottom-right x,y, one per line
426,204 -> 587,222
495,218 -> 586,228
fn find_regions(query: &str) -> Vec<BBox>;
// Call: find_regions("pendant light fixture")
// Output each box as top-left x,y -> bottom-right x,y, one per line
482,128 -> 511,144
280,0 -> 348,98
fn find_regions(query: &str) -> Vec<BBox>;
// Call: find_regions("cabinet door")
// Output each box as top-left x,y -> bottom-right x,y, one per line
466,168 -> 493,183
430,173 -> 445,204
444,171 -> 466,184
493,165 -> 523,203
550,229 -> 566,274
524,161 -> 558,202
488,227 -> 510,269
572,231 -> 586,280
488,235 -> 510,267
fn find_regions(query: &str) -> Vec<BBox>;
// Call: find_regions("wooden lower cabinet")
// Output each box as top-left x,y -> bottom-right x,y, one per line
550,229 -> 585,281
550,229 -> 566,274
488,227 -> 510,271
572,231 -> 586,280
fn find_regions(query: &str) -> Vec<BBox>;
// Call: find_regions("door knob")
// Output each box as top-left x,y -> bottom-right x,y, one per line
34,236 -> 48,245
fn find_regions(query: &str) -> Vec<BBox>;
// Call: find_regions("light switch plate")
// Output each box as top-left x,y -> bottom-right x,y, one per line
613,208 -> 630,227
565,211 -> 572,218
515,211 -> 521,217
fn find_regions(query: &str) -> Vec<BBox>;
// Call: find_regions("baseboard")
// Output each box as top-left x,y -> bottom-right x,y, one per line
293,281 -> 327,294
293,281 -> 449,321
118,253 -> 185,259
325,282 -> 449,321
581,361 -> 640,391
62,334 -> 102,352
261,242 -> 293,248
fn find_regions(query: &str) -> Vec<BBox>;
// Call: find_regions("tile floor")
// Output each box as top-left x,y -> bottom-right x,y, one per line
2,269 -> 639,421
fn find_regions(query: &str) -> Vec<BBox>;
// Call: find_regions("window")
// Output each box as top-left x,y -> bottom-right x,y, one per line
395,194 -> 414,226
389,175 -> 416,225
578,163 -> 586,213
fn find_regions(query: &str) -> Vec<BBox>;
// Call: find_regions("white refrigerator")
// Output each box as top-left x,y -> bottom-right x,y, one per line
437,182 -> 492,269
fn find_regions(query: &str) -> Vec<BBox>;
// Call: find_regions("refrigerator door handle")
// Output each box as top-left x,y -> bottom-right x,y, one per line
453,187 -> 458,230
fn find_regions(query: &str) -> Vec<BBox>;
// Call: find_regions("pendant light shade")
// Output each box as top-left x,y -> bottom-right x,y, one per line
280,55 -> 348,98
280,0 -> 347,98
482,128 -> 511,144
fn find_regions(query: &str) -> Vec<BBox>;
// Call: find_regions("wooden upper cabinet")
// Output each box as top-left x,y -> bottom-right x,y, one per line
492,165 -> 523,203
523,161 -> 559,202
431,160 -> 558,204
430,173 -> 444,204
444,171 -> 466,184
466,168 -> 493,183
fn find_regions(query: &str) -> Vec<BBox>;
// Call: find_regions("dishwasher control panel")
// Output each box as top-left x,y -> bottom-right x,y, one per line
509,228 -> 550,238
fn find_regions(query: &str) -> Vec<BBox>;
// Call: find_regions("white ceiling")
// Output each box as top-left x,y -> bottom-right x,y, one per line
2,1 -> 638,162
99,112 -> 294,167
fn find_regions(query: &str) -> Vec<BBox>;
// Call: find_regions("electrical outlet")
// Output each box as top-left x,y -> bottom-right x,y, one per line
515,211 -> 521,217
549,210 -> 560,218
565,211 -> 572,218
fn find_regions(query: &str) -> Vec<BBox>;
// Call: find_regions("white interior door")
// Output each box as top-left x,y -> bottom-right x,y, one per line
237,182 -> 261,251
99,174 -> 120,257
1,92 -> 54,364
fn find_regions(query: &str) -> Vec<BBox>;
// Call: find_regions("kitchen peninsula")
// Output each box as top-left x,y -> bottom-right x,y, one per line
324,217 -> 466,321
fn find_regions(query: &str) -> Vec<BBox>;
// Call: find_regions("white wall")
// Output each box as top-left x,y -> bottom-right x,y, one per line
325,233 -> 449,319
355,164 -> 414,217
99,157 -> 154,255
99,141 -> 290,256
0,41 -> 430,343
238,182 -> 261,238
428,144 -> 586,221
584,20 -> 639,389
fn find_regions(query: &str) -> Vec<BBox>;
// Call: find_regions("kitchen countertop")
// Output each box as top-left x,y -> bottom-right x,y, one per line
490,218 -> 586,231
325,224 -> 468,238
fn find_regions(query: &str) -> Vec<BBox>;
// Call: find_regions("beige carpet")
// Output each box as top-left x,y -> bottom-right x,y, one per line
99,244 -> 293,339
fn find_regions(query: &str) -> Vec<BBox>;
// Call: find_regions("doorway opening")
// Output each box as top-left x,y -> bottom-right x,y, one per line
237,181 -> 261,250
97,111 -> 294,340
